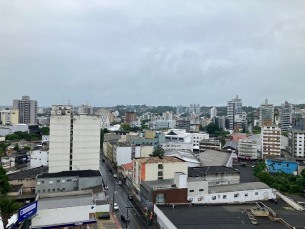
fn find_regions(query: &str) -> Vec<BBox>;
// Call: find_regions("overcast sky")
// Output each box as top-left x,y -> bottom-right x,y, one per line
1,0 -> 305,108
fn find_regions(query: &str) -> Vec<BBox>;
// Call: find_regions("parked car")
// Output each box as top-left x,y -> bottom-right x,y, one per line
121,214 -> 130,222
108,168 -> 112,172
114,203 -> 119,211
102,158 -> 105,162
269,198 -> 278,204
118,181 -> 122,186
98,214 -> 110,220
113,174 -> 117,178
128,195 -> 133,201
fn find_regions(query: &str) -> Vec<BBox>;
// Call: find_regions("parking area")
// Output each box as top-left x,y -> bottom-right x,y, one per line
233,165 -> 259,183
97,215 -> 119,229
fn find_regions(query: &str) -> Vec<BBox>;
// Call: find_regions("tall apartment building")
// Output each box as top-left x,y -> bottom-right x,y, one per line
95,109 -> 113,129
124,111 -> 136,124
176,105 -> 184,115
13,95 -> 37,124
280,101 -> 293,132
2,109 -> 19,125
227,95 -> 242,130
288,119 -> 305,158
210,107 -> 217,119
259,99 -> 274,127
262,125 -> 281,158
78,101 -> 93,115
48,105 -> 100,173
188,104 -> 200,114
162,111 -> 173,120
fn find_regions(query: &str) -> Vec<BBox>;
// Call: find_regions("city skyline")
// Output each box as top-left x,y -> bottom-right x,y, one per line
1,1 -> 305,107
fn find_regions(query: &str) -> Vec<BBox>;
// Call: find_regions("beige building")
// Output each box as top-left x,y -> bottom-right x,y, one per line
133,157 -> 188,190
1,109 -> 19,125
262,124 -> 281,158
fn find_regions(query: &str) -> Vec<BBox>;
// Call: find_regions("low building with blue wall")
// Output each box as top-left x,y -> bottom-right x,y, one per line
266,160 -> 298,175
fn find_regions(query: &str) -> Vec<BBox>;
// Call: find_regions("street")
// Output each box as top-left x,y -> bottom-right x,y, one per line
99,159 -> 149,229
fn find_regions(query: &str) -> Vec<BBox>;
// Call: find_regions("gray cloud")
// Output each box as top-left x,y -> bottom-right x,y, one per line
1,0 -> 305,107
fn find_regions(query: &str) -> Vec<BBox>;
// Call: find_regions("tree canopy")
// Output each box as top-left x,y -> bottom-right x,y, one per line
149,146 -> 164,157
5,131 -> 42,141
40,127 -> 50,135
0,165 -> 10,195
252,126 -> 261,134
0,196 -> 23,229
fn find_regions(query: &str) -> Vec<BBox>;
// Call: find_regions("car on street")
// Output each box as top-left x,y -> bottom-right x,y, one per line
114,203 -> 119,211
252,165 -> 255,168
128,195 -> 133,200
121,214 -> 130,222
98,214 -> 110,220
113,174 -> 117,178
118,181 -> 122,186
108,167 -> 112,172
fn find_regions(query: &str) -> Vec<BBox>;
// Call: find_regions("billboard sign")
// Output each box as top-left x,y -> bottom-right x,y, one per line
18,201 -> 38,222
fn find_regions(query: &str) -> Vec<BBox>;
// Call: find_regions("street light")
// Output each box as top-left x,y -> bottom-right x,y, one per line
125,206 -> 133,229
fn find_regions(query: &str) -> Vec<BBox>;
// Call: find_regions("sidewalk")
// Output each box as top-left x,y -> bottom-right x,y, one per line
97,214 -> 121,229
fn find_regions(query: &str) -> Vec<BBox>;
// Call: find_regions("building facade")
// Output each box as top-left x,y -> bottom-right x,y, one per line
210,107 -> 217,119
1,109 -> 19,125
95,109 -> 112,129
48,105 -> 100,173
176,120 -> 190,132
288,119 -> 305,158
227,95 -> 242,130
78,102 -> 93,115
13,95 -> 37,124
259,99 -> 274,126
280,101 -> 293,132
262,125 -> 281,158
238,138 -> 257,159
124,111 -> 136,124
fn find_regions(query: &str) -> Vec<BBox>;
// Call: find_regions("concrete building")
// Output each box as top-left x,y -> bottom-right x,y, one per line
176,120 -> 190,132
238,138 -> 258,159
31,190 -> 97,229
13,95 -> 37,124
133,157 -> 188,190
176,105 -> 184,115
124,111 -> 136,124
48,105 -> 100,173
188,166 -> 240,186
78,101 -> 93,115
95,109 -> 112,129
210,107 -> 217,119
259,99 -> 274,126
153,120 -> 175,129
262,125 -> 281,158
35,170 -> 102,194
234,111 -> 247,129
227,95 -> 242,130
161,130 -> 193,151
288,119 -> 305,158
162,111 -> 173,120
164,149 -> 200,167
191,133 -> 209,151
280,101 -> 293,132
0,108 -> 11,123
30,148 -> 49,168
222,140 -> 238,154
133,132 -> 165,150
199,139 -> 221,152
1,109 -> 19,125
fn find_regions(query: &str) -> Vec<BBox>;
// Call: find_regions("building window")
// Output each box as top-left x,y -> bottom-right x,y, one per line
158,171 -> 163,176
223,195 -> 227,199
52,189 -> 55,192
255,192 -> 258,195
62,180 -> 66,183
57,188 -> 60,191
38,190 -> 40,193
47,189 -> 50,192
158,164 -> 163,169
234,194 -> 238,198
57,180 -> 60,183
37,182 -> 41,185
245,193 -> 248,197
189,190 -> 194,193
62,188 -> 65,191
67,179 -> 72,182
43,189 -> 45,193
199,189 -> 204,192
212,196 -> 216,200
41,181 -> 44,184
49,181 -> 53,184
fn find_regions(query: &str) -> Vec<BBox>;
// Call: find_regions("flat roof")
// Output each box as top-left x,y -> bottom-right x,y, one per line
38,193 -> 94,210
198,150 -> 231,166
37,170 -> 101,178
8,166 -> 49,180
144,179 -> 175,189
157,204 -> 288,229
188,166 -> 239,177
135,156 -> 185,164
208,182 -> 270,194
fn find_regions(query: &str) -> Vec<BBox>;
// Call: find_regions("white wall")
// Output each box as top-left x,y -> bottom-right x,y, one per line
188,188 -> 276,204
96,204 -> 110,212
30,150 -> 49,168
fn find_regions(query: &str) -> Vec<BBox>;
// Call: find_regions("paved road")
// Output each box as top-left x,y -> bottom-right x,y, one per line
99,159 -> 148,229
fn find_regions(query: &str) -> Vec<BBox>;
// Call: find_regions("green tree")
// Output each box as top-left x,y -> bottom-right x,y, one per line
5,134 -> 19,141
253,126 -> 261,134
120,123 -> 132,131
40,127 -> 50,135
14,131 -> 30,140
150,146 -> 164,157
253,161 -> 267,176
141,124 -> 149,130
14,143 -> 19,151
29,133 -> 41,141
206,123 -> 220,135
0,165 -> 10,195
0,196 -> 23,229
23,146 -> 31,150
0,142 -> 10,156
282,131 -> 288,137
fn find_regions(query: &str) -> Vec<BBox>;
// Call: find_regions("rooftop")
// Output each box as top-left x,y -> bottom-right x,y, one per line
157,204 -> 288,229
188,166 -> 239,177
37,192 -> 94,210
37,170 -> 101,178
143,179 -> 175,190
8,166 -> 49,180
122,162 -> 133,170
10,184 -> 23,192
208,182 -> 271,194
135,156 -> 185,164
198,150 -> 232,166
223,140 -> 239,149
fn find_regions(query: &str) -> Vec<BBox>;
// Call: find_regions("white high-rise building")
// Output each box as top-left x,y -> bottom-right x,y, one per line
96,109 -> 111,129
162,111 -> 173,120
49,105 -> 100,173
210,107 -> 217,119
78,101 -> 93,115
280,101 -> 293,132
